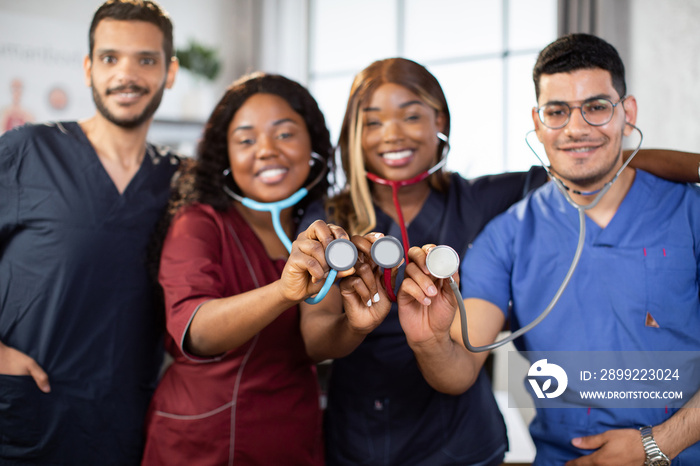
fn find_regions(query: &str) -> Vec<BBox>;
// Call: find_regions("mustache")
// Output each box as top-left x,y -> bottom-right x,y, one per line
106,84 -> 148,96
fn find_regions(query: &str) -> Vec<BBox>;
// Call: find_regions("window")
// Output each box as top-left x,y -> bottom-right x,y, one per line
308,0 -> 557,178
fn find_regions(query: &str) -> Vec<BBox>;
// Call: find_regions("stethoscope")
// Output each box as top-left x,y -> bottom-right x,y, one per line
427,123 -> 644,352
223,153 -> 358,304
366,132 -> 449,300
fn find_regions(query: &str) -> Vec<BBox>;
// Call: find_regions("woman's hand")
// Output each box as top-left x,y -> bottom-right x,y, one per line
279,220 -> 355,303
338,233 -> 392,334
397,245 -> 459,348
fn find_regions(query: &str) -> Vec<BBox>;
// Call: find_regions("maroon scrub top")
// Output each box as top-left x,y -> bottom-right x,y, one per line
142,203 -> 324,465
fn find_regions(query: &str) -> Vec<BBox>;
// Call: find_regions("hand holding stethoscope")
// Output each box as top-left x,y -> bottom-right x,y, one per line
333,233 -> 402,334
396,244 -> 464,349
283,220 -> 359,304
224,153 -> 360,304
379,125 -> 646,351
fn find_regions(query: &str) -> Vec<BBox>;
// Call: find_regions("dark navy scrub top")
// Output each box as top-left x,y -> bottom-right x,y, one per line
0,122 -> 178,464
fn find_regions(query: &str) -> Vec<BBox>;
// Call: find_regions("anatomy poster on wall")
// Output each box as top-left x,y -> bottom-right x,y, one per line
0,11 -> 93,134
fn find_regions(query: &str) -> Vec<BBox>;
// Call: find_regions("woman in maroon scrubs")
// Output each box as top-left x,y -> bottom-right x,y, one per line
142,72 -> 342,465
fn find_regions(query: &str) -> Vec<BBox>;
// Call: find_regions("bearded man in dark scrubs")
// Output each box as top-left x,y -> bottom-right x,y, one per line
0,1 -> 179,463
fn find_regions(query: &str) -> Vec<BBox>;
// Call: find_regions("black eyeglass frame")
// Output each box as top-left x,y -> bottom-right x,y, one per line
536,96 -> 627,129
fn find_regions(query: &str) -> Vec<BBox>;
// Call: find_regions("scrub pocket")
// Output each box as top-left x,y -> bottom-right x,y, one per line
644,246 -> 697,329
0,375 -> 45,457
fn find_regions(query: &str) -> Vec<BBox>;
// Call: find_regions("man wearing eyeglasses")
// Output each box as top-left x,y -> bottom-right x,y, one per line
398,33 -> 700,465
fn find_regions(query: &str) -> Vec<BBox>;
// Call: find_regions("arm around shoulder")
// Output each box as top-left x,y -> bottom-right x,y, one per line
627,148 -> 700,183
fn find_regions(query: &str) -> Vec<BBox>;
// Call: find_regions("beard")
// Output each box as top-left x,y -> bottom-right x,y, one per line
559,154 -> 621,188
551,134 -> 624,190
92,81 -> 166,129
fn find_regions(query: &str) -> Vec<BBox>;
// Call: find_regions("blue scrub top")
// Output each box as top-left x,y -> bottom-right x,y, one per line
461,170 -> 700,465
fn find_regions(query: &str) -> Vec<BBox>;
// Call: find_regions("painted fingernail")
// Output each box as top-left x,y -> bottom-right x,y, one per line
367,299 -> 373,307
373,293 -> 380,303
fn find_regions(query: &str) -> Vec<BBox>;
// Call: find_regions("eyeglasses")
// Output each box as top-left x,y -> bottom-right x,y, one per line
536,97 -> 626,129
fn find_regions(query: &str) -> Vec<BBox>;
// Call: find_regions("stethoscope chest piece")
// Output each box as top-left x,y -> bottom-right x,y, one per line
325,238 -> 358,272
370,236 -> 404,269
426,245 -> 460,279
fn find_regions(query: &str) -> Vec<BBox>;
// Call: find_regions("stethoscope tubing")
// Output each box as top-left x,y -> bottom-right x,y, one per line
222,154 -> 337,304
455,125 -> 644,352
365,133 -> 450,301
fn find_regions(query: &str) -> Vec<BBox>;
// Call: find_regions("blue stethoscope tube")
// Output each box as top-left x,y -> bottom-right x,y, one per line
239,188 -> 308,253
222,154 -> 338,304
434,125 -> 644,352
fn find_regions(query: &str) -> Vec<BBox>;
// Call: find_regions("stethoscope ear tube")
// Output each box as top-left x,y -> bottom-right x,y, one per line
222,152 -> 344,304
449,207 -> 586,352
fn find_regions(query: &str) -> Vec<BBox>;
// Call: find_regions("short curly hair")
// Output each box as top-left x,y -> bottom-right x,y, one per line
533,33 -> 626,101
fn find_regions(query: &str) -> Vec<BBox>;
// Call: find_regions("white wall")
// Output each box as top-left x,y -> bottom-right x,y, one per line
257,0 -> 309,84
3,0 -> 698,153
593,0 -> 700,153
628,0 -> 700,152
0,0 -> 254,152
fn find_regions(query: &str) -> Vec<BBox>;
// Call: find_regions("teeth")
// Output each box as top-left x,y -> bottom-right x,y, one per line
258,168 -> 287,180
117,92 -> 140,98
383,150 -> 412,161
566,147 -> 594,153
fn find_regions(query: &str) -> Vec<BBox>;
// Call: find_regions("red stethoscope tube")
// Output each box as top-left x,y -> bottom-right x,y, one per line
364,133 -> 449,301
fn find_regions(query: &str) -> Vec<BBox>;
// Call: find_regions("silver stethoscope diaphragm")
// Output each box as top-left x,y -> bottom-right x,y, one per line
425,245 -> 460,279
325,238 -> 358,272
370,235 -> 405,301
371,236 -> 404,269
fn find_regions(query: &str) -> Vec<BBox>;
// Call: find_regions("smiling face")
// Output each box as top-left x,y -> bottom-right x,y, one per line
84,19 -> 177,129
227,93 -> 313,203
361,83 -> 445,181
532,68 -> 637,191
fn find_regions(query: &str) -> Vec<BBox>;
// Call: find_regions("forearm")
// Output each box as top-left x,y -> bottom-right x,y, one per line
627,148 -> 700,183
186,280 -> 297,356
652,389 -> 700,459
301,310 -> 368,362
409,334 -> 483,395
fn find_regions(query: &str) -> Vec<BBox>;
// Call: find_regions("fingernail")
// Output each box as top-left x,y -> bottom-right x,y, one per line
374,232 -> 383,238
373,293 -> 380,303
366,299 -> 373,307
423,298 -> 432,306
427,285 -> 437,296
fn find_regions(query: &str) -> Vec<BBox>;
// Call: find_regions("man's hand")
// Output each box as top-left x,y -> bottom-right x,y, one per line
0,341 -> 51,393
566,428 -> 645,466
